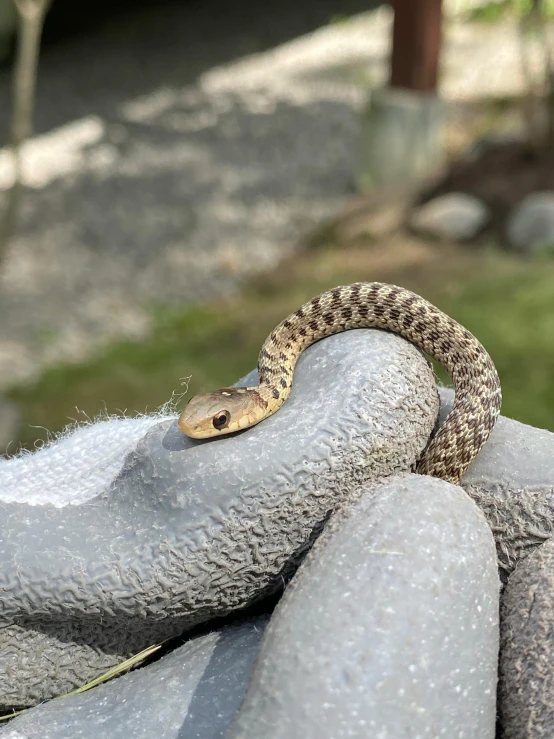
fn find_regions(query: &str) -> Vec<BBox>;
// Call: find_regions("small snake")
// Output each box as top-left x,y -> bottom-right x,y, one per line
178,282 -> 501,483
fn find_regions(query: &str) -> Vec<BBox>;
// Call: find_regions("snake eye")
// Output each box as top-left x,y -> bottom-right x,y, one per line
213,410 -> 231,430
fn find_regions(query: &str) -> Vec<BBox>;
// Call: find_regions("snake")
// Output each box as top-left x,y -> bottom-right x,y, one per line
178,282 -> 502,484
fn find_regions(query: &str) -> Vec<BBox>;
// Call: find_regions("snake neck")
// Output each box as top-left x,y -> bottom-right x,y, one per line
253,382 -> 292,417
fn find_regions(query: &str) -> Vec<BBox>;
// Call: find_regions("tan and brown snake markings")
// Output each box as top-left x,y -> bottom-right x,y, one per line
178,282 -> 502,484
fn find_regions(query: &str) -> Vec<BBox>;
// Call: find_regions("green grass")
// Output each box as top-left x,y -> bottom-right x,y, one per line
467,0 -> 554,22
426,265 -> 554,431
7,238 -> 554,451
8,304 -> 263,449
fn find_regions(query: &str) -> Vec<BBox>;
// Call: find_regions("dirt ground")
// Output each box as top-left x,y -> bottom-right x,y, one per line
422,138 -> 554,240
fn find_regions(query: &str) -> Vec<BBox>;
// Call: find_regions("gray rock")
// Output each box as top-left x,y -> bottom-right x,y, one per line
0,330 -> 438,706
0,396 -> 20,455
409,192 -> 491,241
506,191 -> 554,253
230,474 -> 500,739
498,538 -> 554,739
0,615 -> 270,739
440,387 -> 554,580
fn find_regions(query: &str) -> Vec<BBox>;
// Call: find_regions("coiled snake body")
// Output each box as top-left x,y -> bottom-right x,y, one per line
179,282 -> 502,484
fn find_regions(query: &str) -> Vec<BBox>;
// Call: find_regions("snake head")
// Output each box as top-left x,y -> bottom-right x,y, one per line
178,387 -> 266,439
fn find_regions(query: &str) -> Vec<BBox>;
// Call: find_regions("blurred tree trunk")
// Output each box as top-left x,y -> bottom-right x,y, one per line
543,3 -> 554,149
519,0 -> 554,151
0,0 -> 50,265
390,0 -> 443,93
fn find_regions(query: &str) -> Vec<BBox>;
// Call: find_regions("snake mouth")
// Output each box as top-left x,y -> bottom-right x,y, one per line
177,414 -> 202,438
177,408 -> 212,438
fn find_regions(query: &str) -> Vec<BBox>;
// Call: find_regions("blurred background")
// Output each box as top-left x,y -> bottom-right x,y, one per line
0,0 -> 553,455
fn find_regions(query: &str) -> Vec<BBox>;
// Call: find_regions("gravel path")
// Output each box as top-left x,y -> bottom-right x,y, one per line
0,0 -> 379,390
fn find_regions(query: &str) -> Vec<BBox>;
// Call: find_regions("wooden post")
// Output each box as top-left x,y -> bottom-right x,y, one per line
357,0 -> 445,189
390,0 -> 443,93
